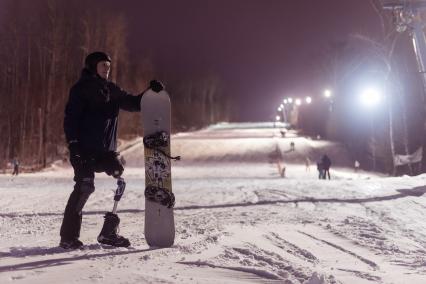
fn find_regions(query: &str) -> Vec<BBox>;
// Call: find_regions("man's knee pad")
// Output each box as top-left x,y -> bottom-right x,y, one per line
75,178 -> 95,213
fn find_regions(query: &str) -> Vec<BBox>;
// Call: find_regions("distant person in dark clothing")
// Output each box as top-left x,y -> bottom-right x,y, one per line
12,158 -> 19,175
321,154 -> 331,179
317,161 -> 324,179
290,141 -> 295,151
59,51 -> 164,249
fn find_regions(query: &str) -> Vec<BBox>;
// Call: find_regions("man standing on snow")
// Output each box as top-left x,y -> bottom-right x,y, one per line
60,51 -> 164,249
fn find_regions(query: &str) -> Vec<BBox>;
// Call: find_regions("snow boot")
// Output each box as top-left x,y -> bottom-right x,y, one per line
97,212 -> 130,247
59,238 -> 83,249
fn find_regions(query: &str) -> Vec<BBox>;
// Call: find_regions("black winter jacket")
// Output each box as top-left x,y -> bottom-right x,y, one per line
64,69 -> 142,156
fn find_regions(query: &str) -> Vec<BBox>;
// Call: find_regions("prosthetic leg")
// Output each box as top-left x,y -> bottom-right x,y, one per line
97,177 -> 130,247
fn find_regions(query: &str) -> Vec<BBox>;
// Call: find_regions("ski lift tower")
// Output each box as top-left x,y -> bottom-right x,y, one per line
382,1 -> 426,97
382,0 -> 426,171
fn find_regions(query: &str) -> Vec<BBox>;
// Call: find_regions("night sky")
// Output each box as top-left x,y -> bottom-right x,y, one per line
106,0 -> 385,121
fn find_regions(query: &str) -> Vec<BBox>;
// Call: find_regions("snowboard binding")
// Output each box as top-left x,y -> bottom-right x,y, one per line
143,131 -> 181,161
145,185 -> 175,208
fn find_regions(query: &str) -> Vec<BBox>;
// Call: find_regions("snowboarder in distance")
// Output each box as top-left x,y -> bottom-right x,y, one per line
280,162 -> 286,178
59,51 -> 164,249
276,160 -> 286,178
290,141 -> 295,151
354,160 -> 360,172
321,154 -> 332,180
12,157 -> 19,176
305,157 -> 311,172
316,161 -> 324,179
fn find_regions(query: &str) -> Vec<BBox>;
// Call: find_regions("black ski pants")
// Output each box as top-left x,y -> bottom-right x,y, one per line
60,152 -> 123,241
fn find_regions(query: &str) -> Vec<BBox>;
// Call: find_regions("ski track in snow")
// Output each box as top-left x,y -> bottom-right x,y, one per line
1,124 -> 426,283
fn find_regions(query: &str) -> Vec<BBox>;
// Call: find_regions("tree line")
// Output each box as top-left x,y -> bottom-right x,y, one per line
0,0 -> 230,170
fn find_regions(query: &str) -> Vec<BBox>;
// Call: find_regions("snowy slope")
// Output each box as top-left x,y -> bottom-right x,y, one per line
1,123 -> 426,284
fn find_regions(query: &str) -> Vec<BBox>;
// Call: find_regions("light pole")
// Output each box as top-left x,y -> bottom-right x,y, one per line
273,114 -> 281,128
324,89 -> 333,112
360,86 -> 383,171
280,101 -> 288,123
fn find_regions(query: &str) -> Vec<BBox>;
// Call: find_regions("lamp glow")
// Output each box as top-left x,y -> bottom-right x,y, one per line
360,87 -> 382,107
324,89 -> 332,98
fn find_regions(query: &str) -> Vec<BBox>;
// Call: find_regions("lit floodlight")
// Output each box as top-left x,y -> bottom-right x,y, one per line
324,89 -> 332,98
288,97 -> 293,103
360,87 -> 382,107
278,107 -> 282,112
276,115 -> 281,121
283,99 -> 288,104
305,96 -> 312,104
280,104 -> 284,108
295,98 -> 302,106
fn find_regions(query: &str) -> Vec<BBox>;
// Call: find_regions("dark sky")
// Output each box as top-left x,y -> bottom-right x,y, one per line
106,0 -> 385,121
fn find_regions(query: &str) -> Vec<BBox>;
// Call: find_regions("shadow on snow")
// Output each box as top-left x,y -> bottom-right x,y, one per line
0,246 -> 161,272
1,186 -> 425,217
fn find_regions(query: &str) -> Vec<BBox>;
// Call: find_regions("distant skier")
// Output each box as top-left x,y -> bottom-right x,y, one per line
59,51 -> 164,249
290,141 -> 295,151
305,157 -> 311,172
316,161 -> 324,179
354,160 -> 360,172
12,157 -> 19,176
321,154 -> 331,180
280,162 -> 286,178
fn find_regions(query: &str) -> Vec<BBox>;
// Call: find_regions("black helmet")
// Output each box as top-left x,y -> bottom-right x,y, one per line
84,51 -> 111,73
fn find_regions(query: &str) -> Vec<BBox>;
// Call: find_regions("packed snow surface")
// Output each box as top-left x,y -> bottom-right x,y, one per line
1,122 -> 426,283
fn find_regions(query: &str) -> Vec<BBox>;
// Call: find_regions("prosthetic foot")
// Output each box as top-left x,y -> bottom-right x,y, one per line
97,178 -> 130,247
97,212 -> 130,247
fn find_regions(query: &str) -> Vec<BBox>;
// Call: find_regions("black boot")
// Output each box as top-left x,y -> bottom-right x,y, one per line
97,212 -> 130,247
59,238 -> 83,249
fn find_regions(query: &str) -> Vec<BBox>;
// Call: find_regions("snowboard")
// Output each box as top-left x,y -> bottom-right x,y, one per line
141,89 -> 176,247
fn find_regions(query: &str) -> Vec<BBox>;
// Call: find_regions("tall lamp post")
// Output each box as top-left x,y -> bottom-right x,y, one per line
360,86 -> 383,171
324,89 -> 333,112
279,102 -> 288,124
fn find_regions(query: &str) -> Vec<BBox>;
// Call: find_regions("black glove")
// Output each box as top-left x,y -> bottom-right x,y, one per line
102,151 -> 124,178
150,80 -> 164,93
